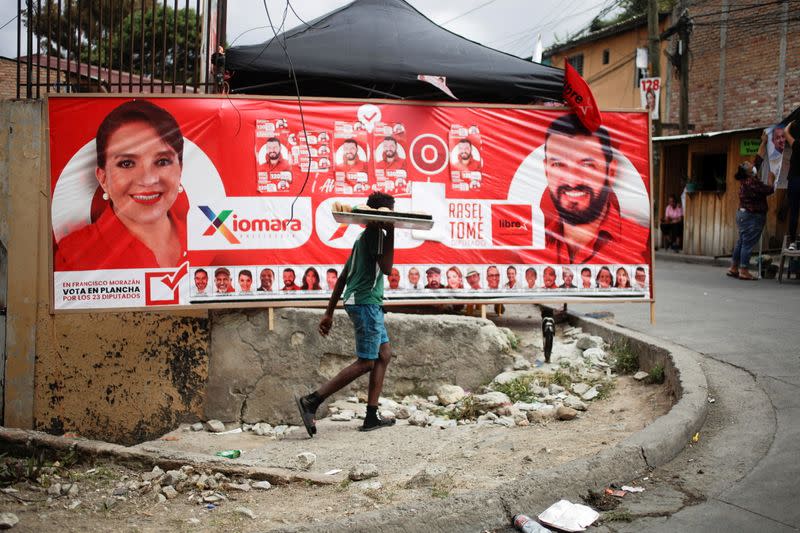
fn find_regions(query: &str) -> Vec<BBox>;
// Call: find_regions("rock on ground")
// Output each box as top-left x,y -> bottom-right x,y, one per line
473,391 -> 512,412
235,507 -> 256,519
204,420 -> 226,433
556,406 -> 579,420
0,512 -> 19,529
405,465 -> 448,488
349,463 -> 379,481
296,452 -> 316,470
576,335 -> 604,350
436,384 -> 466,405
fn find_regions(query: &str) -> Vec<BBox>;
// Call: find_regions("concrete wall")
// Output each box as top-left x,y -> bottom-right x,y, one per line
206,308 -> 514,425
1,99 -> 211,445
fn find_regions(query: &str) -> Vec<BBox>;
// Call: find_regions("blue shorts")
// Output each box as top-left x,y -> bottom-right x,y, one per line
345,304 -> 389,360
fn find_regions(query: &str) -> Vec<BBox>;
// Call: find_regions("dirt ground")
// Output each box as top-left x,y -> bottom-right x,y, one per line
0,309 -> 672,532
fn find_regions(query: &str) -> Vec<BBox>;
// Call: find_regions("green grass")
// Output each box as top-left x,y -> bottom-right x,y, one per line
602,509 -> 633,522
594,379 -> 616,400
647,364 -> 665,384
551,369 -> 573,388
610,340 -> 639,374
492,376 -> 537,403
451,395 -> 480,420
431,486 -> 450,499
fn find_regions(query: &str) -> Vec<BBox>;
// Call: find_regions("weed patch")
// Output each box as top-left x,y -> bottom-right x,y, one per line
610,341 -> 639,374
493,376 -> 537,403
646,364 -> 665,384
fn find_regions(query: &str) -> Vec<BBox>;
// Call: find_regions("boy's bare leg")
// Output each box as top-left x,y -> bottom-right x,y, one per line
316,358 -> 374,399
360,342 -> 395,431
367,342 -> 392,406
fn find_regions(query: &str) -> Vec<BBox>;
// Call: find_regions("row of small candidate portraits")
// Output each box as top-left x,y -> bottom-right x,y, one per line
191,264 -> 650,296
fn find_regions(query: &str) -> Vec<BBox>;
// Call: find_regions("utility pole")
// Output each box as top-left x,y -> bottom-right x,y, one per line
679,9 -> 691,133
648,0 -> 662,136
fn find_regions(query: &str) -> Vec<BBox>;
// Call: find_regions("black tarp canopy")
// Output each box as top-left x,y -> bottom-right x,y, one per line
226,0 -> 564,104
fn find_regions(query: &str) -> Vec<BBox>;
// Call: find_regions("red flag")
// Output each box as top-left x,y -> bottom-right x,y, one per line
563,60 -> 602,132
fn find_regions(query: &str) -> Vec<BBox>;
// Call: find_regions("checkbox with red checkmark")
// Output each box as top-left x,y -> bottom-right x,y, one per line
144,261 -> 188,305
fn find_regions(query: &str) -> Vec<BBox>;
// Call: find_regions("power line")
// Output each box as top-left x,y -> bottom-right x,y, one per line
488,0 -> 622,50
440,0 -> 501,26
0,11 -> 21,32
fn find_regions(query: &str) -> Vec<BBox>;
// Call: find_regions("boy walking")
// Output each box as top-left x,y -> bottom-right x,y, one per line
296,192 -> 396,436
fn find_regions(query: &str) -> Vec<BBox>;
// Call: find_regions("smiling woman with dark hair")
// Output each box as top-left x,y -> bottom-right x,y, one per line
55,100 -> 187,270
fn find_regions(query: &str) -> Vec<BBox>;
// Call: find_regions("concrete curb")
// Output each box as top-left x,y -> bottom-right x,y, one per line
655,250 -> 730,267
0,313 -> 709,533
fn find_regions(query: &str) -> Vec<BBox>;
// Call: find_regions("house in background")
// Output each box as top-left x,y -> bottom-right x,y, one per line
656,0 -> 799,255
543,13 -> 671,113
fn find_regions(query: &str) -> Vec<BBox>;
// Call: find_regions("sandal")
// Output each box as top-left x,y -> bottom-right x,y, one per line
738,272 -> 757,280
358,417 -> 396,432
725,269 -> 738,278
295,396 -> 317,437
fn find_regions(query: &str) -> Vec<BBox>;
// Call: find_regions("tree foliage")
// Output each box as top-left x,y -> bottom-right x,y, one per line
589,0 -> 676,33
26,1 -> 202,84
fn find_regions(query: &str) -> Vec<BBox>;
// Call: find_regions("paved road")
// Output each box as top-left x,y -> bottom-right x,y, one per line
567,259 -> 800,532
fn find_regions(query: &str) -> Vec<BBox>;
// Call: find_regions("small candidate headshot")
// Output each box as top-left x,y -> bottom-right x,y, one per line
542,266 -> 558,289
645,88 -> 656,112
504,266 -> 517,289
453,138 -> 481,171
581,267 -> 593,288
282,267 -> 301,291
380,137 -> 403,164
596,266 -> 613,289
326,268 -> 338,290
634,266 -> 647,289
238,269 -> 253,292
214,267 -> 232,293
446,266 -> 464,289
466,267 -> 481,289
341,138 -> 366,168
265,137 -> 282,163
486,265 -> 501,289
258,268 -> 274,291
301,267 -> 322,290
194,268 -> 208,294
425,266 -> 443,289
560,266 -> 576,288
387,267 -> 401,290
407,267 -> 421,289
525,267 -> 538,288
615,266 -> 632,289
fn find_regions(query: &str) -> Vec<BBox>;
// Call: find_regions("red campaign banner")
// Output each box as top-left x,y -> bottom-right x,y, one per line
47,96 -> 652,311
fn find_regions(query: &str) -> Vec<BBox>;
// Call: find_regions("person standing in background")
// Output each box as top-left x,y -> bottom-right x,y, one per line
784,122 -> 800,250
727,132 -> 774,280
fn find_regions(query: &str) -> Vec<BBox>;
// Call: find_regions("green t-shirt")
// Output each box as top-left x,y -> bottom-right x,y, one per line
342,226 -> 385,305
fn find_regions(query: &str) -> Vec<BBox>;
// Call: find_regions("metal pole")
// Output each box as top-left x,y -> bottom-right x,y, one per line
648,0 -> 662,136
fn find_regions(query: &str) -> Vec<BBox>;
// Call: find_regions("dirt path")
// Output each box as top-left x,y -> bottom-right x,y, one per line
0,308 -> 672,532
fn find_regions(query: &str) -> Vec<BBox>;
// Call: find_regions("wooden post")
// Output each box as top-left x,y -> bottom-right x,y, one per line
650,301 -> 656,325
480,305 -> 486,319
268,307 -> 274,331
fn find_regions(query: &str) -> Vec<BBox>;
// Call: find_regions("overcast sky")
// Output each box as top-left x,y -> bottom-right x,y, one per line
0,0 -> 619,60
